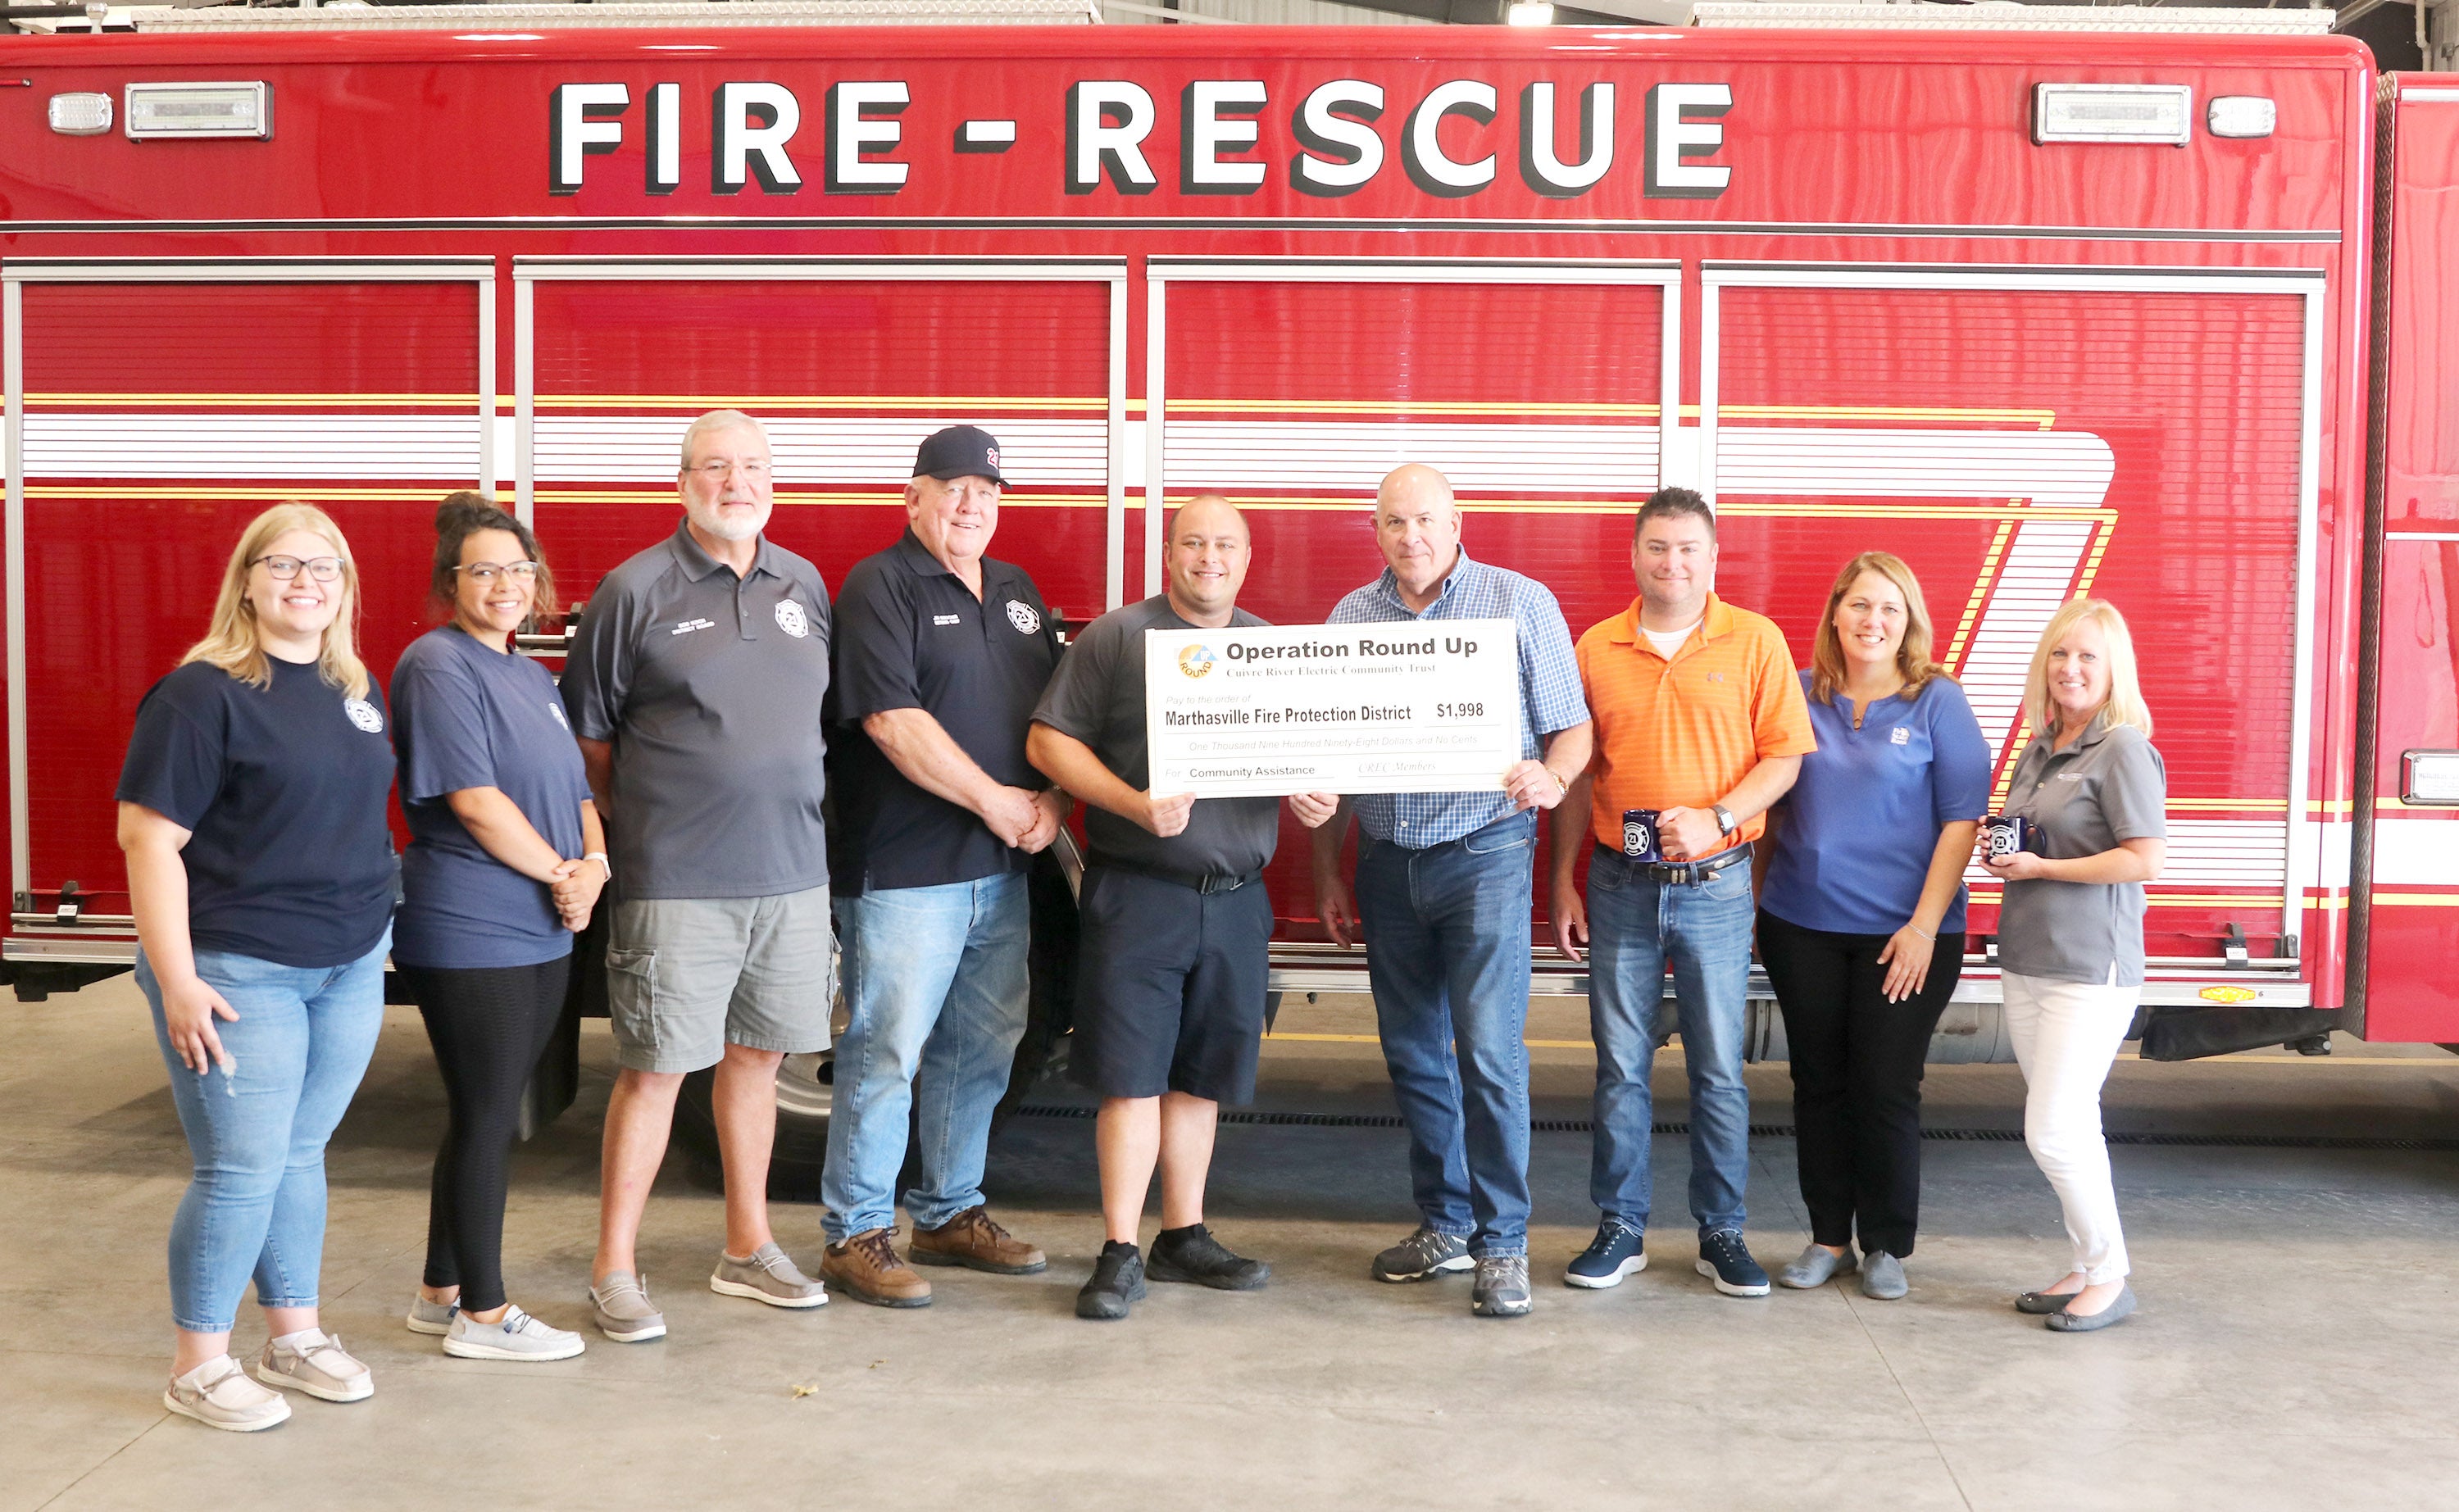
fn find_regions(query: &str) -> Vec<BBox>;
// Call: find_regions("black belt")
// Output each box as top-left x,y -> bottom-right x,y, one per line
1091,857 -> 1261,895
1592,840 -> 1752,887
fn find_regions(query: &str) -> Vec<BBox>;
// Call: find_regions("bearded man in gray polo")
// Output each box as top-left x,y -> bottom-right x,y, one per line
561,408 -> 836,1340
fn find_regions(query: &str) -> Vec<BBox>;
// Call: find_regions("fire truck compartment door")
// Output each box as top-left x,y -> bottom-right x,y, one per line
2,260 -> 493,945
1702,266 -> 2318,985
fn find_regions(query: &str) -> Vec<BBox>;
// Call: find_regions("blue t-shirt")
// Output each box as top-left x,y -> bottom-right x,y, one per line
1760,672 -> 1992,938
391,625 -> 592,969
115,657 -> 398,969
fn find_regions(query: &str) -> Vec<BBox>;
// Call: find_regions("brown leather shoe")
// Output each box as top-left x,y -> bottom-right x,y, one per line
911,1206 -> 1048,1275
820,1228 -> 933,1308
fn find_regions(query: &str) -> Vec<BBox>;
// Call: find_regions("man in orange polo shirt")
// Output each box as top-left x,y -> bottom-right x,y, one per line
1550,486 -> 1815,1298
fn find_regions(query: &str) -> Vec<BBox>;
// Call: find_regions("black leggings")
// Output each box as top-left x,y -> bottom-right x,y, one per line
402,957 -> 572,1314
1757,910 -> 1963,1258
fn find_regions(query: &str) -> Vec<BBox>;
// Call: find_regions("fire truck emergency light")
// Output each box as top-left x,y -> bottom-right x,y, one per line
46,92 -> 111,135
2207,96 -> 2279,139
2403,751 -> 2459,806
2031,83 -> 2192,147
123,81 -> 272,141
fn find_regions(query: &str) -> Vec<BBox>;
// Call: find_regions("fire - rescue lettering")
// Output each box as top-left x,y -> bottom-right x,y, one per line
548,75 -> 1731,200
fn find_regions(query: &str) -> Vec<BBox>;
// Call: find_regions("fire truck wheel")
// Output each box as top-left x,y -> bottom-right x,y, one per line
670,846 -> 1081,1202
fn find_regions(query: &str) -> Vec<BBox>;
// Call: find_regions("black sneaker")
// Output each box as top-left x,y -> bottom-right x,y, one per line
1147,1224 -> 1270,1291
1695,1228 -> 1771,1297
1470,1254 -> 1533,1317
1565,1219 -> 1647,1290
1371,1224 -> 1475,1283
1075,1242 -> 1147,1321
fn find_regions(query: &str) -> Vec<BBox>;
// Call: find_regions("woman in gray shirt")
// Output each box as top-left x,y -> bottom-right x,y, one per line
1979,598 -> 2166,1334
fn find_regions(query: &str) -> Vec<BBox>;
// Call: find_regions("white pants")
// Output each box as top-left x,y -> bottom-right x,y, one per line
2001,970 -> 2139,1284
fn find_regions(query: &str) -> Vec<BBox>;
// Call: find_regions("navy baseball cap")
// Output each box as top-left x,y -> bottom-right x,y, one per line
913,425 -> 1005,486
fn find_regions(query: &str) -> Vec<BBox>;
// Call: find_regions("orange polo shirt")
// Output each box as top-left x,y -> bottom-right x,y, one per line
1575,592 -> 1817,850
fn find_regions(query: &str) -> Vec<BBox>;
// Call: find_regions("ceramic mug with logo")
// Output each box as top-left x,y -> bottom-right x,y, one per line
1620,809 -> 1663,864
1984,814 -> 2034,860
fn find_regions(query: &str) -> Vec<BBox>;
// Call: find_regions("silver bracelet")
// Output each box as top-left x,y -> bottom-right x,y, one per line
1907,924 -> 1934,942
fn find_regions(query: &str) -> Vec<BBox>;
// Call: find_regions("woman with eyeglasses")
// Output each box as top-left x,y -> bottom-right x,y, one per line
118,504 -> 400,1432
391,493 -> 604,1362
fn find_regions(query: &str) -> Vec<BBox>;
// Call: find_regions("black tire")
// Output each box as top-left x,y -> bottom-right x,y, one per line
670,844 -> 1080,1201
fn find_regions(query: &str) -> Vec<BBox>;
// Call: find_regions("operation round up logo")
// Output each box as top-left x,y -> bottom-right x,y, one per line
1178,644 -> 1216,679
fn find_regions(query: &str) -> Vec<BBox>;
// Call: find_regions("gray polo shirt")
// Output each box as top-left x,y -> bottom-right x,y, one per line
1995,718 -> 2167,987
1031,595 -> 1282,883
561,521 -> 833,900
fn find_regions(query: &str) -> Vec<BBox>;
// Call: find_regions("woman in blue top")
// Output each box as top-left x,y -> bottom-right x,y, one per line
1757,552 -> 1989,1301
118,502 -> 399,1432
392,494 -> 605,1363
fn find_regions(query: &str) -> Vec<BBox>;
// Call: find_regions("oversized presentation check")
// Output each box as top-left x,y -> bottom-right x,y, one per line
1143,619 -> 1522,799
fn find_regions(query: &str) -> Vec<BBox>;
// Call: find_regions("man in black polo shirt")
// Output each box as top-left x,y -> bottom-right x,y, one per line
818,425 -> 1069,1308
1029,497 -> 1335,1321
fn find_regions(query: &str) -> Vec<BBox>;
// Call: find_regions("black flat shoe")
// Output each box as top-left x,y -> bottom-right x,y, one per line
2045,1284 -> 2137,1333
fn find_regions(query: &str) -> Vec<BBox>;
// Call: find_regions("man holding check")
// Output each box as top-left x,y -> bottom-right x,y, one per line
1307,464 -> 1592,1319
1029,496 -> 1334,1322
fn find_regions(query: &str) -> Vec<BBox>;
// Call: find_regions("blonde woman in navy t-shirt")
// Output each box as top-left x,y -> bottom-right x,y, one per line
392,494 -> 604,1364
1756,552 -> 1990,1302
117,503 -> 399,1432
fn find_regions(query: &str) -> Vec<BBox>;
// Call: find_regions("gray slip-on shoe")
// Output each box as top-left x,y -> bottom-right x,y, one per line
251,1332 -> 373,1403
590,1271 -> 667,1342
1859,1251 -> 1909,1301
1777,1243 -> 1856,1290
2015,1288 -> 2080,1315
406,1294 -> 458,1336
443,1305 -> 588,1361
711,1242 -> 829,1309
2044,1284 -> 2137,1333
164,1356 -> 291,1433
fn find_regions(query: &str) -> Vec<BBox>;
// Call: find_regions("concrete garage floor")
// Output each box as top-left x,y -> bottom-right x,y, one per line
10,980 -> 2459,1510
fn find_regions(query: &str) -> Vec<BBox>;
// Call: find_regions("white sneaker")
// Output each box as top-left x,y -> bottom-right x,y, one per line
164,1356 -> 291,1433
443,1305 -> 588,1362
252,1330 -> 374,1403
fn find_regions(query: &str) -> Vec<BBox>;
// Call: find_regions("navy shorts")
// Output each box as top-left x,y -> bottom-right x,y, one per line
1073,864 -> 1273,1104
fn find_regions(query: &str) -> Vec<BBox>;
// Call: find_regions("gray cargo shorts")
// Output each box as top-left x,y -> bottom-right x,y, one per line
603,884 -> 835,1074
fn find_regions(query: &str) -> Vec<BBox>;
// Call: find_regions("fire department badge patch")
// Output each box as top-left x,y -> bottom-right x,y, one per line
774,599 -> 809,638
1005,599 -> 1040,635
343,697 -> 384,734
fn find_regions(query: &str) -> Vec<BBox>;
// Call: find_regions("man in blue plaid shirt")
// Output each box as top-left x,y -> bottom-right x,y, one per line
1300,464 -> 1592,1319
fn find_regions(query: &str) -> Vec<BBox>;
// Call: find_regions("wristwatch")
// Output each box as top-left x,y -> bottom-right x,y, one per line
1711,805 -> 1737,837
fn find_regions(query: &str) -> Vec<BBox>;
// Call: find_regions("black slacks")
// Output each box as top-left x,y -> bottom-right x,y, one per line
1757,910 -> 1964,1257
401,956 -> 572,1313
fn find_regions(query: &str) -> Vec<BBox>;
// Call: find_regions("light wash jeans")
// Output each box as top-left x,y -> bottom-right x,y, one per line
2002,970 -> 2138,1284
1586,848 -> 1755,1237
137,934 -> 389,1334
821,873 -> 1030,1242
1353,812 -> 1536,1259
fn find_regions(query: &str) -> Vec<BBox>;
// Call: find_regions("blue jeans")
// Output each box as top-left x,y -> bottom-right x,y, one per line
138,935 -> 389,1334
1354,812 -> 1535,1258
822,873 -> 1030,1242
1587,848 -> 1755,1236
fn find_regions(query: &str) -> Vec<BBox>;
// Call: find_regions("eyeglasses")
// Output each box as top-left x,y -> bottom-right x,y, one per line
688,459 -> 770,481
452,561 -> 539,585
251,555 -> 344,582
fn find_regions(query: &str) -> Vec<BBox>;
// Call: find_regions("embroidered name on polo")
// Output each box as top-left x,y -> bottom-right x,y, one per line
934,614 -> 963,626
672,617 -> 717,635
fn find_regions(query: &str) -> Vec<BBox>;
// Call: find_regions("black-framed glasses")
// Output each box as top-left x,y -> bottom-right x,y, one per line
250,554 -> 344,582
452,561 -> 539,585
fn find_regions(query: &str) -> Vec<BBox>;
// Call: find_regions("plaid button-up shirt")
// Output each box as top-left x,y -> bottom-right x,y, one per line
1327,549 -> 1590,848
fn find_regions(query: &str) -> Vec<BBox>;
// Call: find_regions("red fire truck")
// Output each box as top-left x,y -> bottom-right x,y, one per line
0,11 -> 2452,1151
